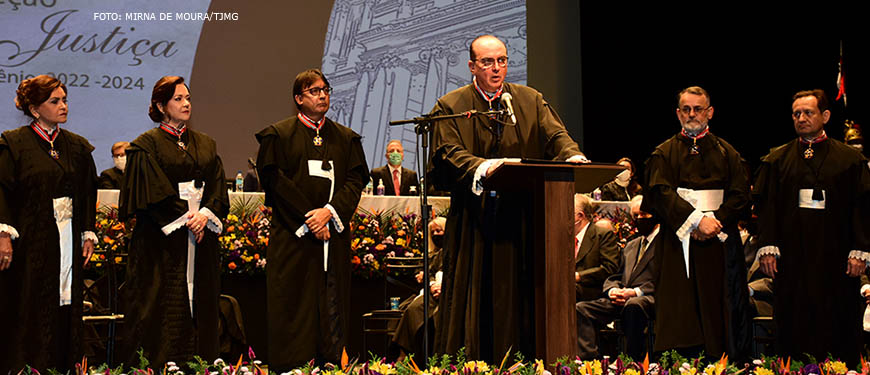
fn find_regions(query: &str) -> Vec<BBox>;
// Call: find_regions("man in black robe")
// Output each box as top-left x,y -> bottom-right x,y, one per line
429,35 -> 587,362
641,86 -> 751,360
97,141 -> 129,189
256,69 -> 368,370
754,89 -> 870,365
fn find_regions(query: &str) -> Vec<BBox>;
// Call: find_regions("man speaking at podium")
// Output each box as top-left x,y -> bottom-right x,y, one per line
428,34 -> 587,362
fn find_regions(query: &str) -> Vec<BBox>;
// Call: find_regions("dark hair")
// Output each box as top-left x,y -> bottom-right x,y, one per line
148,76 -> 188,122
677,86 -> 711,107
292,69 -> 330,110
616,157 -> 635,175
792,89 -> 829,113
469,35 -> 505,61
15,74 -> 67,119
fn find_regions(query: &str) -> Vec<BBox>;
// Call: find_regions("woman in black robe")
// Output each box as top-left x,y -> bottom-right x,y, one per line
119,76 -> 229,366
0,75 -> 97,373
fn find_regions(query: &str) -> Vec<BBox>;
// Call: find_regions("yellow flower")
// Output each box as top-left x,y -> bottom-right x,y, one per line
464,361 -> 490,373
227,214 -> 239,222
756,368 -> 774,375
369,362 -> 395,375
100,219 -> 109,226
826,362 -> 848,375
625,369 -> 640,375
396,238 -> 406,246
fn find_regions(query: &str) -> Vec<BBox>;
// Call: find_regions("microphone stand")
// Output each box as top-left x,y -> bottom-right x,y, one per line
388,109 -> 505,363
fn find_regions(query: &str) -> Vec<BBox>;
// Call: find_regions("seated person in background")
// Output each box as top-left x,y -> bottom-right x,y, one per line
392,217 -> 446,361
370,140 -> 419,196
574,194 -> 620,302
576,195 -> 659,360
97,141 -> 129,189
599,157 -> 642,201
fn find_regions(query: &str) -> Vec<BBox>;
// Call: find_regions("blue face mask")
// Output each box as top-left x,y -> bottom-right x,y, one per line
388,151 -> 402,166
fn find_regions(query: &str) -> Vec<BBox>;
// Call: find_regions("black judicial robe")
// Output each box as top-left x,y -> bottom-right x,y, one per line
642,132 -> 750,358
428,83 -> 583,362
255,116 -> 368,369
118,128 -> 228,365
0,126 -> 96,373
98,167 -> 124,189
754,138 -> 870,365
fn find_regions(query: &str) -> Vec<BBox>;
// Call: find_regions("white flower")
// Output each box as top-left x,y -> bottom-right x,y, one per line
241,367 -> 250,372
167,362 -> 177,367
404,251 -> 414,257
214,359 -> 226,366
387,251 -> 395,258
364,253 -> 375,264
168,366 -> 180,372
175,371 -> 185,375
847,372 -> 858,375
254,360 -> 262,365
753,360 -> 763,366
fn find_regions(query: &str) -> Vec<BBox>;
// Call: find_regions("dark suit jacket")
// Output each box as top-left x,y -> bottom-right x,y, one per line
600,231 -> 661,311
370,165 -> 419,196
576,221 -> 620,301
98,167 -> 123,189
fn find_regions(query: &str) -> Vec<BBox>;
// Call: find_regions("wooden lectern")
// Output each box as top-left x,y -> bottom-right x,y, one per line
483,161 -> 623,367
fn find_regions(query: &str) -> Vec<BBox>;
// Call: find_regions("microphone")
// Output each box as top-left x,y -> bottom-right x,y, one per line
500,93 -> 517,125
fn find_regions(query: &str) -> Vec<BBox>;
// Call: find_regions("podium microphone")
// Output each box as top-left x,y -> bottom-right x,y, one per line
500,93 -> 517,125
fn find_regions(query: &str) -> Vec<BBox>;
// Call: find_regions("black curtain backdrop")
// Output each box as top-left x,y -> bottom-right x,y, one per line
574,4 -> 869,179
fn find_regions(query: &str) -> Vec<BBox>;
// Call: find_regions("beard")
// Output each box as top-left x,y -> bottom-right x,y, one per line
681,120 -> 707,135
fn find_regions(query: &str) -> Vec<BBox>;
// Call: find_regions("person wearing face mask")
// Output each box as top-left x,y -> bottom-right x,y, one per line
391,216 -> 447,361
0,75 -> 97,373
97,141 -> 130,189
573,194 -> 620,303
599,157 -> 642,201
576,195 -> 660,360
641,86 -> 751,360
370,139 -> 419,196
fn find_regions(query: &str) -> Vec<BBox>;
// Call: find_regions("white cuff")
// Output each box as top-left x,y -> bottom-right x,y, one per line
848,250 -> 870,263
81,231 -> 98,245
757,245 -> 781,259
325,204 -> 343,233
161,213 -> 189,235
748,286 -> 755,297
860,284 -> 870,297
199,207 -> 223,234
472,160 -> 499,196
607,288 -> 617,298
675,209 -> 704,242
633,287 -> 644,298
0,223 -> 20,240
295,224 -> 309,238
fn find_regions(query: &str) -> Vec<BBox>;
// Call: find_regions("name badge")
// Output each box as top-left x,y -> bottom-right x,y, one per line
798,189 -> 825,209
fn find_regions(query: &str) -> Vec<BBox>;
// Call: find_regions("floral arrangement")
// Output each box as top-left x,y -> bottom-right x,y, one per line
88,205 -> 132,273
593,206 -> 637,249
218,199 -> 271,276
25,348 -> 870,375
349,207 -> 426,279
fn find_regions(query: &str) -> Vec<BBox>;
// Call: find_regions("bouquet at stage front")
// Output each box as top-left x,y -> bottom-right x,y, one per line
593,205 -> 636,249
350,208 -> 425,279
89,204 -> 132,272
219,203 -> 271,276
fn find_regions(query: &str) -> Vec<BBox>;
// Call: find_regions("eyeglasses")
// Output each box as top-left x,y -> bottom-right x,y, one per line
792,109 -> 817,119
474,56 -> 509,69
678,106 -> 710,115
303,86 -> 333,96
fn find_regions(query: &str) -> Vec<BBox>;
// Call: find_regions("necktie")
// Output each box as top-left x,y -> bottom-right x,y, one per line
393,169 -> 400,196
635,237 -> 649,269
574,237 -> 579,259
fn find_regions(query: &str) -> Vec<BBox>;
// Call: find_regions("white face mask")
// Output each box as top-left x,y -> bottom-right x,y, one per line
113,155 -> 126,172
614,169 -> 631,187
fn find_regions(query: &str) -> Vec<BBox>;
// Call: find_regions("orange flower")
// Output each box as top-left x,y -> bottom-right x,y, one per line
228,262 -> 237,270
396,230 -> 406,237
254,254 -> 260,260
358,225 -> 365,230
351,256 -> 360,265
227,226 -> 236,232
103,236 -> 114,244
375,244 -> 386,251
112,222 -> 124,231
263,238 -> 269,246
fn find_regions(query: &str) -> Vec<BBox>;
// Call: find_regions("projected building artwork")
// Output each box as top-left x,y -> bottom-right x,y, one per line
321,0 -> 527,173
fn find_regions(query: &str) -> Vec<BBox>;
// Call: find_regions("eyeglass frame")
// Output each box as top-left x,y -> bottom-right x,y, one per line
678,105 -> 711,115
302,86 -> 333,97
472,56 -> 509,69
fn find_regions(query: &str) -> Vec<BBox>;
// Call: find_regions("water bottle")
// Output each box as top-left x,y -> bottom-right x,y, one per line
235,171 -> 244,192
376,179 -> 385,196
364,178 -> 373,195
592,187 -> 602,201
